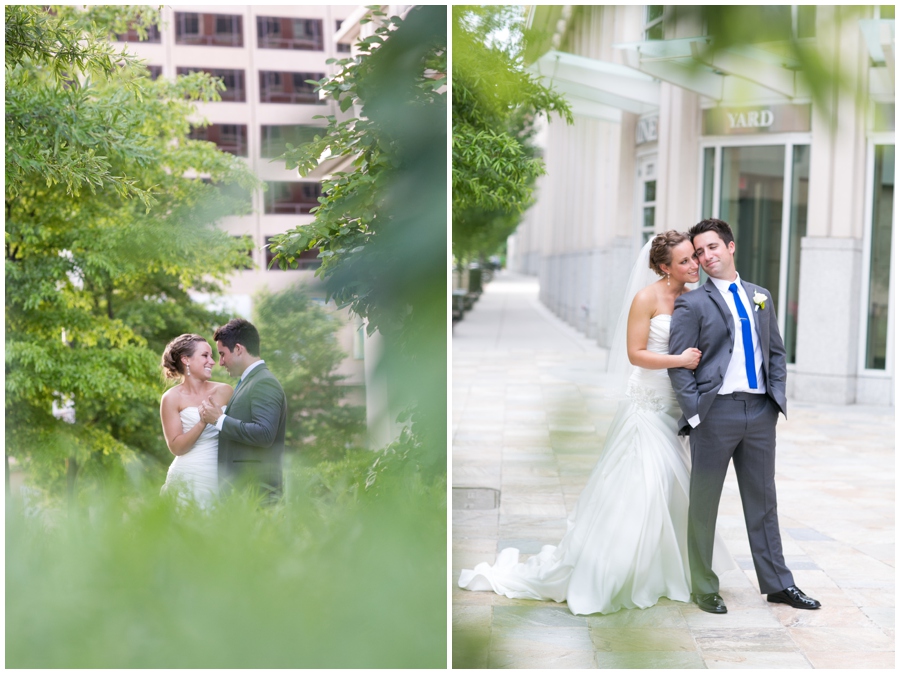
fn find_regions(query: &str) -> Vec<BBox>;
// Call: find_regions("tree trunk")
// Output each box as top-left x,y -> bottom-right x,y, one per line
66,456 -> 78,503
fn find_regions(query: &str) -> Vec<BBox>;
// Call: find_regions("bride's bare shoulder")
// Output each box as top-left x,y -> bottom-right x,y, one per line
631,282 -> 660,312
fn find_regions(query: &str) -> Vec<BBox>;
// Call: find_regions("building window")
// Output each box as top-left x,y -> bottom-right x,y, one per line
336,20 -> 351,53
147,65 -> 163,80
188,123 -> 248,156
175,12 -> 243,47
114,23 -> 161,43
265,238 -> 321,270
258,71 -> 324,104
864,144 -> 894,370
257,16 -> 323,50
260,125 -> 323,158
704,6 -> 812,43
644,6 -> 664,40
264,182 -> 322,214
176,68 -> 246,102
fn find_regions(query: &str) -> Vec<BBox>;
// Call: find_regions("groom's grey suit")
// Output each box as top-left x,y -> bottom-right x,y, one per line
218,363 -> 287,497
668,277 -> 794,596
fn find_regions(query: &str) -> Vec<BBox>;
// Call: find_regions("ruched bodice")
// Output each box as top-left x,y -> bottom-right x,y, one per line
626,314 -> 677,412
161,406 -> 224,507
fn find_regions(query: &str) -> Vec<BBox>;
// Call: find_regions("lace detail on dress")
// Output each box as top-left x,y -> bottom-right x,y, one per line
626,382 -> 666,413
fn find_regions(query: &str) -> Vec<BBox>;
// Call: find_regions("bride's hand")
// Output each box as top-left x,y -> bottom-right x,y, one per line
680,347 -> 702,370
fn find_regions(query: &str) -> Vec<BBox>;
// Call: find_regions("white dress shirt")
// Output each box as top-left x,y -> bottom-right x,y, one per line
687,274 -> 765,428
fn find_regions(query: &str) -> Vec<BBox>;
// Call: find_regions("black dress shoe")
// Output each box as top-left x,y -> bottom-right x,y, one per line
767,585 -> 821,610
692,592 -> 727,614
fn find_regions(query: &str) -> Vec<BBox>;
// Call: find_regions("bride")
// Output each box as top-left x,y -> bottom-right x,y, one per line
458,231 -> 732,615
159,334 -> 233,507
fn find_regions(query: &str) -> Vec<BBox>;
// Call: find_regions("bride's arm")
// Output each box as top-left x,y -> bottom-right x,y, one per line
626,289 -> 700,370
160,392 -> 207,456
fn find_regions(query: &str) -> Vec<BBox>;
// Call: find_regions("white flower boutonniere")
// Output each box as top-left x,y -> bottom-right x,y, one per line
753,291 -> 767,312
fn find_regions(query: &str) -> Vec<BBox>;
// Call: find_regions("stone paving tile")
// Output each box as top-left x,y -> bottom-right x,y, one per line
590,627 -> 697,652
595,651 -> 707,668
786,626 -> 895,652
693,628 -> 797,652
702,651 -> 812,668
452,274 -> 894,669
586,605 -> 688,629
803,651 -> 895,669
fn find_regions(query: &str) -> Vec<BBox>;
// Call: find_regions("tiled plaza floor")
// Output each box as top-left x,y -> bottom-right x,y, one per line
451,272 -> 894,669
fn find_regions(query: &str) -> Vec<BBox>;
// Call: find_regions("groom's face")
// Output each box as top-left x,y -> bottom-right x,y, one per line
216,340 -> 242,378
692,231 -> 736,280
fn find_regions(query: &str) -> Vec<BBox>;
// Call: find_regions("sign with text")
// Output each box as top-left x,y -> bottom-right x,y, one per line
636,115 -> 658,145
702,104 -> 811,135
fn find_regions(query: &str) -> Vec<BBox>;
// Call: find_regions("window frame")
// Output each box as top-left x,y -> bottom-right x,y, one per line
858,135 -> 896,376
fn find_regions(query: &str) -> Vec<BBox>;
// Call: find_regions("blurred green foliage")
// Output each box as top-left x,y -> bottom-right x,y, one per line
270,6 -> 448,477
5,5 -> 258,490
452,5 -> 571,262
253,284 -> 365,462
7,460 -> 446,668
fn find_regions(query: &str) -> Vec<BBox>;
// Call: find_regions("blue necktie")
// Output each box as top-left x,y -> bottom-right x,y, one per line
729,283 -> 757,389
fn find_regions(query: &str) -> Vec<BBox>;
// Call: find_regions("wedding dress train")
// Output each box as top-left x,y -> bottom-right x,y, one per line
161,406 -> 221,508
458,315 -> 732,615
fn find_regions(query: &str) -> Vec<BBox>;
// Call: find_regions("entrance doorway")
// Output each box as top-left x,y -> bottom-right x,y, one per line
701,141 -> 810,363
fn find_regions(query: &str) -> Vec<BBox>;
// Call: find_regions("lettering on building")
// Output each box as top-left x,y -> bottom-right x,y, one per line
726,109 -> 774,129
636,115 -> 658,145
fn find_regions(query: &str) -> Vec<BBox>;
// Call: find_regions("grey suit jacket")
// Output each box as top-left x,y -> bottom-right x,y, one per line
667,277 -> 787,435
218,363 -> 287,493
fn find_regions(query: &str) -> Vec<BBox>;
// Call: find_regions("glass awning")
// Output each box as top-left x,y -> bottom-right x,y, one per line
528,50 -> 660,121
613,37 -> 804,102
858,19 -> 895,66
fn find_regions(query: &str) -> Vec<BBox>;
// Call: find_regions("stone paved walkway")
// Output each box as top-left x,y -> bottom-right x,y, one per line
451,272 -> 894,669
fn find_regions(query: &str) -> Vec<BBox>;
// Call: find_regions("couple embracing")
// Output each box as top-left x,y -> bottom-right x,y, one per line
159,318 -> 287,508
460,219 -> 820,615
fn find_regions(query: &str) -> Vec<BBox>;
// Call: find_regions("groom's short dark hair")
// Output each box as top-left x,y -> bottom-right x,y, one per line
214,318 -> 260,356
689,218 -> 735,245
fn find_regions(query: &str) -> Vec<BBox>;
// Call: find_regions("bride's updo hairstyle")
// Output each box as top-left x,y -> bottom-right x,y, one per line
649,230 -> 691,276
161,334 -> 208,380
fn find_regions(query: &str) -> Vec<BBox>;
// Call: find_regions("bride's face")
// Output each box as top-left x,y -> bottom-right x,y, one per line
665,240 -> 700,284
182,341 -> 215,381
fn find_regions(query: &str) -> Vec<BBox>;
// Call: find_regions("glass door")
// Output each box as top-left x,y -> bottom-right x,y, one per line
701,141 -> 810,363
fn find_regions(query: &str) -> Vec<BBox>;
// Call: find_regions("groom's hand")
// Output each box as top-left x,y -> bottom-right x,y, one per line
198,396 -> 222,424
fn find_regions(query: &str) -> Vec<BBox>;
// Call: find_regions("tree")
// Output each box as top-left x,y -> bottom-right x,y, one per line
269,6 -> 447,476
5,5 -> 258,495
452,5 -> 571,262
253,284 -> 365,462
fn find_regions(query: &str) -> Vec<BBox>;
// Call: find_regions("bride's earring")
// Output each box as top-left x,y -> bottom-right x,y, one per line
186,364 -> 191,377
666,273 -> 670,286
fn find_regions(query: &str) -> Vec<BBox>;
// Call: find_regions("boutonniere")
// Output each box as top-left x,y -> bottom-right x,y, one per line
753,291 -> 767,312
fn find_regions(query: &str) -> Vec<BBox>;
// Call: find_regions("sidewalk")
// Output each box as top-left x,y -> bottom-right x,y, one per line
451,272 -> 894,669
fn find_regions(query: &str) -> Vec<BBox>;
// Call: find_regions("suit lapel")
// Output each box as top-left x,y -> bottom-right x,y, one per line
703,279 -> 734,342
225,363 -> 267,414
742,280 -> 769,357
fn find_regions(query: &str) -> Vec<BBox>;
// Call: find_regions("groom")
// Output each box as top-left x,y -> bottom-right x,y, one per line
199,318 -> 287,501
668,219 -> 820,614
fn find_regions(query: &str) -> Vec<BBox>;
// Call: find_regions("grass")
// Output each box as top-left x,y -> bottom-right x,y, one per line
6,456 -> 446,668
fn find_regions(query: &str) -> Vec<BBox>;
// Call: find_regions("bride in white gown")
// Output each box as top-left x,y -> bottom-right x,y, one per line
159,334 -> 233,508
458,231 -> 733,615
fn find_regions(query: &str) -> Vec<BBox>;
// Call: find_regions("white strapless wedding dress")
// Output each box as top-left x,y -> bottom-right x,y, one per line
160,406 -> 222,508
458,315 -> 733,615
